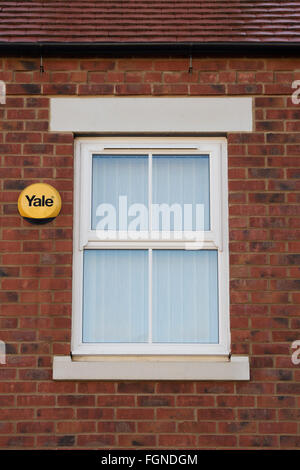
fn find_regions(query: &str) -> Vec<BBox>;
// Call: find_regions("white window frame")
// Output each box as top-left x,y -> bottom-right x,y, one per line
72,137 -> 230,357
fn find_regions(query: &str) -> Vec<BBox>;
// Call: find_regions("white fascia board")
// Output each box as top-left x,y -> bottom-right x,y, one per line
53,355 -> 250,381
50,97 -> 253,133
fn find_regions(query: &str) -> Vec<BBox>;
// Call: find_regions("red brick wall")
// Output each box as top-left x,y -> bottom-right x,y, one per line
0,56 -> 300,449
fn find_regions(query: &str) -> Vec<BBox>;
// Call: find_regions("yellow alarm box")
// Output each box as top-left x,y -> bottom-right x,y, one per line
18,183 -> 62,224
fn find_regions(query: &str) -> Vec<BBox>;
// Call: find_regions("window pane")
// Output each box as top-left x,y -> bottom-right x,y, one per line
83,250 -> 148,343
152,155 -> 210,231
91,155 -> 148,230
152,250 -> 218,343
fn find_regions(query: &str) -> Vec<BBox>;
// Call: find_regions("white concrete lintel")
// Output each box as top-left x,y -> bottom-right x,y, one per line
50,97 -> 253,133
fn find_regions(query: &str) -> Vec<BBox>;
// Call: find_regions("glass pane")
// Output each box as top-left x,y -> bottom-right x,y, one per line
152,155 -> 210,231
83,250 -> 148,343
152,250 -> 218,343
91,155 -> 148,230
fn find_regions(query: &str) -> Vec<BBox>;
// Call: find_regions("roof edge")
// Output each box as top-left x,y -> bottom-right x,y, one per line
1,41 -> 300,57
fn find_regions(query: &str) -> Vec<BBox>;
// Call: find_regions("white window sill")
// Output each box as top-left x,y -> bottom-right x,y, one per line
53,355 -> 250,381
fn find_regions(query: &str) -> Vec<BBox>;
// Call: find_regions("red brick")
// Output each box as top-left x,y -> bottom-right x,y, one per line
57,422 -> 96,434
77,435 -> 115,447
178,421 -> 216,433
154,60 -> 188,71
37,435 -> 75,447
80,60 -> 115,71
119,434 -> 155,447
17,422 -> 54,434
280,436 -> 300,448
216,396 -> 255,407
57,395 -> 95,407
78,84 -> 113,95
156,382 -> 195,394
227,84 -> 263,94
117,382 -> 155,394
97,396 -> 135,407
138,421 -> 176,433
259,423 -> 298,434
115,84 -> 151,95
198,435 -> 237,447
198,409 -> 235,420
0,436 -> 35,448
176,396 -> 215,407
218,422 -> 257,434
157,408 -> 195,420
239,435 -> 279,448
190,84 -> 225,94
159,435 -> 197,447
77,408 -> 114,420
0,409 -> 34,420
153,84 -> 189,95
37,408 -> 75,420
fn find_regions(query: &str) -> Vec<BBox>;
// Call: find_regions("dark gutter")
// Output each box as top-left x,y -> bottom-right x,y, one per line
1,42 -> 300,57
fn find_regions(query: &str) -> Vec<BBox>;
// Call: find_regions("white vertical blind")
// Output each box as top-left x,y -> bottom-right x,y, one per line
83,250 -> 148,343
91,155 -> 148,230
152,155 -> 210,231
82,249 -> 218,344
152,250 -> 219,343
85,153 -> 217,346
92,154 -> 209,233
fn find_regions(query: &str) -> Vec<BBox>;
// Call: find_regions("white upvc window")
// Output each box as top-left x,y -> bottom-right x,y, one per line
72,137 -> 230,358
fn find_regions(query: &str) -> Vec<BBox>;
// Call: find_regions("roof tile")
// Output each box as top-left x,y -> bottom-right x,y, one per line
0,0 -> 300,43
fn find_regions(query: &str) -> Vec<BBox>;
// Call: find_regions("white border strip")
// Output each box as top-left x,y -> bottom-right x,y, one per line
50,97 -> 253,133
72,138 -> 230,357
53,355 -> 250,381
